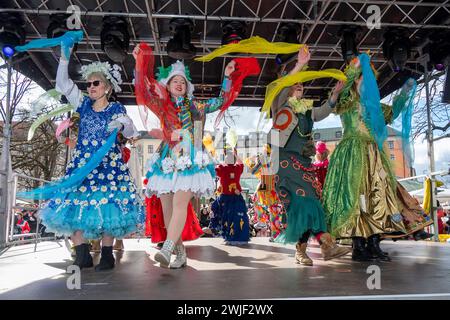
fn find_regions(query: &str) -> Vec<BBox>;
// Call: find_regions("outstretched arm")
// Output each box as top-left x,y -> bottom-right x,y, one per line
329,58 -> 361,115
56,49 -> 83,109
383,78 -> 416,124
313,80 -> 346,121
289,45 -> 310,75
193,60 -> 235,115
271,46 -> 311,117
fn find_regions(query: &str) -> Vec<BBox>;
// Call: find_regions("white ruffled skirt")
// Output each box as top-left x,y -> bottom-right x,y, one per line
145,150 -> 216,198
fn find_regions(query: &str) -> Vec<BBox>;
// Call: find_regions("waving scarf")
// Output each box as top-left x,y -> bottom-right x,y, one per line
195,36 -> 304,62
214,57 -> 261,128
359,53 -> 387,151
16,30 -> 83,60
134,43 -> 181,144
259,69 -> 347,127
18,129 -> 119,200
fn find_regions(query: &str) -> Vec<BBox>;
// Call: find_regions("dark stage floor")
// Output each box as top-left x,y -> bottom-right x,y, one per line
1,238 -> 450,300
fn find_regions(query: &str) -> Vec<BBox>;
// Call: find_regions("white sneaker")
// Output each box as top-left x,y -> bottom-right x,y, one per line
170,244 -> 187,269
154,240 -> 174,268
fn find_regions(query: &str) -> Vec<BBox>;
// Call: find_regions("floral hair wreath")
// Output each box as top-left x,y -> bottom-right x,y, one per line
80,61 -> 123,93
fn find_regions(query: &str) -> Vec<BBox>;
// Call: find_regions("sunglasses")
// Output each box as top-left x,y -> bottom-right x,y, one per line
87,80 -> 101,88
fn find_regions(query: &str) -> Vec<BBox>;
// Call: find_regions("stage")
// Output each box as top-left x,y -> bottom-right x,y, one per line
1,237 -> 450,300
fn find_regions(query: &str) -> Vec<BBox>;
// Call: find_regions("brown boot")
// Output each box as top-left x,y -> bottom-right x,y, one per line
295,242 -> 313,266
113,239 -> 124,251
90,240 -> 101,253
320,233 -> 351,261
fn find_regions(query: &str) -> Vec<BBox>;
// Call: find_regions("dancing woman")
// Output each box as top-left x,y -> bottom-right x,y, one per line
20,41 -> 142,271
323,54 -> 426,261
268,47 -> 351,266
133,43 -> 259,268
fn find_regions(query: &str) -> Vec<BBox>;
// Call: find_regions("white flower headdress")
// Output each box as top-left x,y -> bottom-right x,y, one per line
80,61 -> 123,93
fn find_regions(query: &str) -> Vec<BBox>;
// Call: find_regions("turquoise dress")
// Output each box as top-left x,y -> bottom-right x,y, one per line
39,97 -> 144,239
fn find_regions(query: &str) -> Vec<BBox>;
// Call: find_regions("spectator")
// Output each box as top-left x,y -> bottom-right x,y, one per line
199,206 -> 210,228
16,213 -> 31,235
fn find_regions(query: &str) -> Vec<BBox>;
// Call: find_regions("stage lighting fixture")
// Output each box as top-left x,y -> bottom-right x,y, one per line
100,16 -> 130,63
0,12 -> 25,59
382,28 -> 410,72
428,31 -> 450,71
221,21 -> 246,46
47,13 -> 71,38
275,23 -> 300,66
337,26 -> 360,63
166,18 -> 197,60
47,13 -> 80,58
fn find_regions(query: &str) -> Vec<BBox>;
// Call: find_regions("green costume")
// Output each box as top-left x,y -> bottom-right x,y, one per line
323,64 -> 420,239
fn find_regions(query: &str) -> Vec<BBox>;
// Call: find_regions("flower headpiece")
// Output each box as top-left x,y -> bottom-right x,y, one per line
80,61 -> 123,93
157,60 -> 195,97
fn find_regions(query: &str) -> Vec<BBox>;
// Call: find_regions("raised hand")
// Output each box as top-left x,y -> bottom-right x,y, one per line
297,45 -> 311,66
224,60 -> 236,77
132,44 -> 140,60
329,80 -> 346,105
332,80 -> 346,96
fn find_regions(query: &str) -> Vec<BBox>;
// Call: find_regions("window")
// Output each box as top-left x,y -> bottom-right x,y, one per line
388,141 -> 394,149
313,133 -> 320,140
148,145 -> 154,154
390,154 -> 395,160
335,131 -> 342,138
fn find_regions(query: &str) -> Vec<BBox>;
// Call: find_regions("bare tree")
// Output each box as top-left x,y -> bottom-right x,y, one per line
411,72 -> 450,141
1,60 -> 67,190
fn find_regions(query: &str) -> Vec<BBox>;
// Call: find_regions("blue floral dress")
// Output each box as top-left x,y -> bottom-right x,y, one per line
40,97 -> 144,239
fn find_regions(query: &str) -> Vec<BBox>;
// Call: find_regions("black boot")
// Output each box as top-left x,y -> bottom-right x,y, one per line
367,234 -> 391,262
95,246 -> 115,272
351,237 -> 373,262
73,243 -> 94,269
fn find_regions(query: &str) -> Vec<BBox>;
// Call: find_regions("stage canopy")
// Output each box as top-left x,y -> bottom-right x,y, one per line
1,0 -> 450,106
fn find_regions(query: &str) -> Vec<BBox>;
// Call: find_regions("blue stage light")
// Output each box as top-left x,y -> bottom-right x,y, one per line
2,45 -> 15,58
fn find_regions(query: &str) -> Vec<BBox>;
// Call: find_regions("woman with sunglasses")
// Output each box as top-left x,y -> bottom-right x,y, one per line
37,46 -> 143,272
